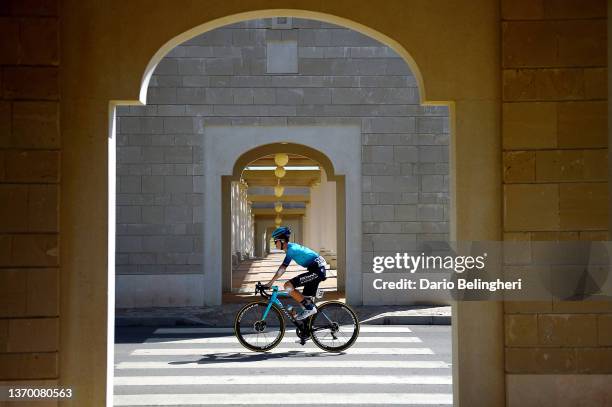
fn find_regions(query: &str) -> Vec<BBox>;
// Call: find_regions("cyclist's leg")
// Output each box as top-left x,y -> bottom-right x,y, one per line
302,278 -> 320,297
292,265 -> 325,319
301,258 -> 326,299
277,256 -> 326,303
296,281 -> 319,320
286,269 -> 320,305
283,280 -> 305,304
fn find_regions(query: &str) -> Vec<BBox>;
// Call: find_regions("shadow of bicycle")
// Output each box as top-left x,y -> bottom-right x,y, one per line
169,349 -> 345,365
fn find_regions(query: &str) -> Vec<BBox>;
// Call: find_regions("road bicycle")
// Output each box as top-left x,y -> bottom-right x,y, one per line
234,282 -> 360,352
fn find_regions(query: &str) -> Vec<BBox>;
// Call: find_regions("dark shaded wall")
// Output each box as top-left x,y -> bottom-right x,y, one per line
0,0 -> 60,381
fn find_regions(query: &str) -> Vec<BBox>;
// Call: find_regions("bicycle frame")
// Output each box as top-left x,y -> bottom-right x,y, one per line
262,286 -> 335,334
262,286 -> 297,323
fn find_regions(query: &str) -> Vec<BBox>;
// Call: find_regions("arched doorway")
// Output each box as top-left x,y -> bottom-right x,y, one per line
223,148 -> 343,302
58,4 -> 503,406
205,139 -> 357,305
109,10 -> 496,407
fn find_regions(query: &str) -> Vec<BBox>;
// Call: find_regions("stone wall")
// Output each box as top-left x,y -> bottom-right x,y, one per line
500,0 -> 612,396
0,0 -> 60,382
116,18 -> 450,290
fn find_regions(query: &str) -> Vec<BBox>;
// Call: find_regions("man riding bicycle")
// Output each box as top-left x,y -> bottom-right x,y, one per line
263,226 -> 327,320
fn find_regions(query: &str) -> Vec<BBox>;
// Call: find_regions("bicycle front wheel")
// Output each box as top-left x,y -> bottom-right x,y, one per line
234,301 -> 285,352
309,301 -> 359,352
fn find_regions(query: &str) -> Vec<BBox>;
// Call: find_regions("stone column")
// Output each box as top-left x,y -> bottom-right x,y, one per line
232,180 -> 253,260
303,205 -> 310,247
303,171 -> 337,254
307,181 -> 322,251
320,172 -> 337,253
238,182 -> 243,257
230,182 -> 237,264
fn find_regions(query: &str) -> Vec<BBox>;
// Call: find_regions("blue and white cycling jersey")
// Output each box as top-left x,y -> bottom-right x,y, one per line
282,242 -> 320,268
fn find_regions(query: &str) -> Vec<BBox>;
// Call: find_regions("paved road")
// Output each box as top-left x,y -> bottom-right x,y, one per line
114,325 -> 452,406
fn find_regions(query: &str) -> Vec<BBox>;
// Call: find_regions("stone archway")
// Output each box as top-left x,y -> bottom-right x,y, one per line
203,133 -> 359,306
59,2 -> 502,406
223,143 -> 347,300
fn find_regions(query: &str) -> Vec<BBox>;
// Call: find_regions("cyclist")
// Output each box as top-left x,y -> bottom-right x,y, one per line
263,226 -> 327,320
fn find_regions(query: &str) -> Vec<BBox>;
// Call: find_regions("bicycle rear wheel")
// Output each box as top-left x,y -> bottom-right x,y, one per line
309,301 -> 359,352
234,301 -> 285,352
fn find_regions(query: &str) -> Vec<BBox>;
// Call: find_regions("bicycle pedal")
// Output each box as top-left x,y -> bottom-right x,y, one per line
299,338 -> 306,346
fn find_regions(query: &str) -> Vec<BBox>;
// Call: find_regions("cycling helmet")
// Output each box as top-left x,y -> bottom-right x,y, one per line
272,226 -> 291,241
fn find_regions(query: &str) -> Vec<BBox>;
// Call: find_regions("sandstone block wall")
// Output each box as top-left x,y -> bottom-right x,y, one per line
501,0 -> 611,376
0,0 -> 60,383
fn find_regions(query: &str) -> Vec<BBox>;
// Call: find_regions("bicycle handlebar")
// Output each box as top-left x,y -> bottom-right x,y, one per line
254,282 -> 296,299
254,282 -> 271,298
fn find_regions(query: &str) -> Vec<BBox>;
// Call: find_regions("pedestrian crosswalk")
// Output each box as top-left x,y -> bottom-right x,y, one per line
114,325 -> 453,406
144,336 -> 422,344
132,347 -> 435,356
114,393 -> 452,406
152,326 -> 415,334
114,375 -> 452,386
116,360 -> 450,370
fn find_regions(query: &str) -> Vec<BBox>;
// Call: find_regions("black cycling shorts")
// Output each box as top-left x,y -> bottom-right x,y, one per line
288,256 -> 327,296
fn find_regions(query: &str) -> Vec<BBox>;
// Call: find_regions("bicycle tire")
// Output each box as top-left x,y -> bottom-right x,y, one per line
309,301 -> 360,352
234,301 -> 285,352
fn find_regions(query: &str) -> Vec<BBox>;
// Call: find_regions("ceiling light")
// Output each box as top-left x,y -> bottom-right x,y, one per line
274,153 -> 289,167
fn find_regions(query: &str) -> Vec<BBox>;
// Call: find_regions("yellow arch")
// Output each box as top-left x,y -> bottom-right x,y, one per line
230,142 -> 338,182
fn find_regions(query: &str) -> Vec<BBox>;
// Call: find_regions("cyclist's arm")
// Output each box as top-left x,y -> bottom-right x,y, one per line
266,264 -> 287,287
266,254 -> 291,287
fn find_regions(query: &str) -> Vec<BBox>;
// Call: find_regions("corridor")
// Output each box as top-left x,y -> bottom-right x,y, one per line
227,250 -> 339,302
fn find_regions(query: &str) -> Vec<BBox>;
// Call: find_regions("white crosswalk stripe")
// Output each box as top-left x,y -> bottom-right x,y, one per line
131,347 -> 435,356
144,336 -> 422,344
115,325 -> 452,406
114,374 -> 453,385
154,326 -> 413,334
114,392 -> 453,405
116,360 -> 451,369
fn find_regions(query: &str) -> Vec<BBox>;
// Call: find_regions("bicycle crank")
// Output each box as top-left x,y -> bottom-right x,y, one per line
296,327 -> 309,346
330,322 -> 339,340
